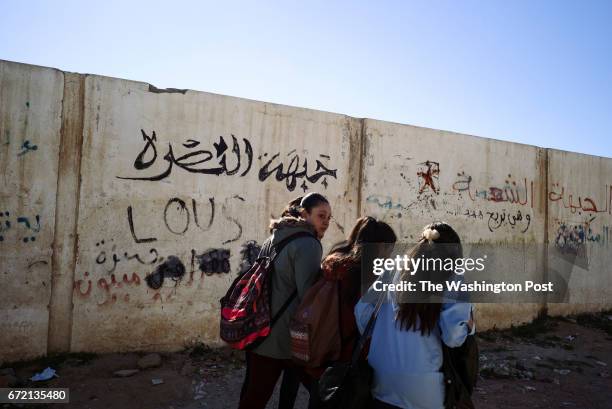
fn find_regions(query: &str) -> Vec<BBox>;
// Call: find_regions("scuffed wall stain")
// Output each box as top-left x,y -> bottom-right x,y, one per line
196,249 -> 231,275
238,240 -> 261,275
145,255 -> 186,290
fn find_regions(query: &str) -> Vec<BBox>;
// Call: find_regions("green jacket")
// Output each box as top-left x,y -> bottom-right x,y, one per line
253,217 -> 323,359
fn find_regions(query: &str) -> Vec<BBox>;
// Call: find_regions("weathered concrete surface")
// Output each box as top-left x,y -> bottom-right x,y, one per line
360,120 -> 548,329
0,61 -> 64,360
48,73 -> 85,355
1,59 -> 611,360
69,74 -> 361,353
546,149 -> 612,316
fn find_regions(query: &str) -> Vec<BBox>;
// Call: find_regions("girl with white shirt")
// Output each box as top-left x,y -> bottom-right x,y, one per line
355,222 -> 474,409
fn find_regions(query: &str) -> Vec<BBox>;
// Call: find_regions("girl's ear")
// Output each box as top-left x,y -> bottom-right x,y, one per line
300,209 -> 308,219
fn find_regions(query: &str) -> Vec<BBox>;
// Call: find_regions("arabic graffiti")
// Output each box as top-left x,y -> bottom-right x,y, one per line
94,239 -> 161,274
0,320 -> 34,333
258,152 -> 337,192
453,172 -> 535,207
463,208 -> 532,233
0,211 -> 41,243
74,245 -> 234,305
117,130 -> 253,181
73,271 -> 142,306
549,183 -> 612,215
115,129 -> 339,192
553,217 -> 610,253
366,195 -> 415,213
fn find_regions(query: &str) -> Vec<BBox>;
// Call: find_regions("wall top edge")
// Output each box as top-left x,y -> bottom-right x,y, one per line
2,58 -> 610,162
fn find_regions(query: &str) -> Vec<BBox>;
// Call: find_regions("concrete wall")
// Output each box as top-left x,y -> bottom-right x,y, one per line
0,59 -> 610,361
0,62 -> 64,360
70,75 -> 361,353
547,149 -> 612,316
360,120 -> 548,329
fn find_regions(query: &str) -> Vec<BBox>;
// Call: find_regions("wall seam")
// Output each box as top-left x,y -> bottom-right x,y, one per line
542,148 -> 550,316
70,73 -> 85,345
356,118 -> 366,217
47,72 -> 85,354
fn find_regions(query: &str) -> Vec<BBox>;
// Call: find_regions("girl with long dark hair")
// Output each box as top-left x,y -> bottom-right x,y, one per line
355,222 -> 474,409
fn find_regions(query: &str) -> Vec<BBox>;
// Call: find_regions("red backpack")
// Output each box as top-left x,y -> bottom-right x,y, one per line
219,231 -> 317,350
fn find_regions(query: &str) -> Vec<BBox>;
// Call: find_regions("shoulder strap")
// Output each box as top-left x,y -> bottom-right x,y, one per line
269,231 -> 321,326
350,289 -> 386,365
269,231 -> 319,261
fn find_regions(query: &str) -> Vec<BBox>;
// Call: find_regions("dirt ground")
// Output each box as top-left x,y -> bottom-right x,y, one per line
2,311 -> 611,409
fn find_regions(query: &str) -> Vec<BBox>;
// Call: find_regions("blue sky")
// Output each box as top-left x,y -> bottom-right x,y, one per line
2,0 -> 611,157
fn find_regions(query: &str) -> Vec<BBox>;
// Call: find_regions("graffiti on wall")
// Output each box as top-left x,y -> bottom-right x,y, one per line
117,130 -> 253,181
75,242 -> 244,305
463,208 -> 532,233
549,183 -> 612,215
368,161 -> 538,234
116,129 -> 338,192
452,172 -> 535,208
3,124 -> 39,158
417,161 -> 440,194
553,217 -> 610,252
73,271 -> 142,305
17,140 -> 38,157
126,195 -> 243,245
95,239 -> 161,274
144,256 -> 186,290
0,211 -> 41,243
196,248 -> 231,275
258,151 -> 337,192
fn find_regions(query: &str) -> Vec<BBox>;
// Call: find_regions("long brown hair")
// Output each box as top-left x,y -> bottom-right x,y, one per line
329,216 -> 397,261
395,221 -> 462,335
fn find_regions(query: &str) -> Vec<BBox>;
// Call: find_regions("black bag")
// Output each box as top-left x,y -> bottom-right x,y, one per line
316,291 -> 385,409
442,333 -> 479,409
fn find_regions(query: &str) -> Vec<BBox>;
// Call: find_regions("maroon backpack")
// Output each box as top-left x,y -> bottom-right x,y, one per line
220,231 -> 318,350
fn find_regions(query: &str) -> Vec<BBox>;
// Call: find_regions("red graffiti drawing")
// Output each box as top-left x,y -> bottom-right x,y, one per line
417,161 -> 440,194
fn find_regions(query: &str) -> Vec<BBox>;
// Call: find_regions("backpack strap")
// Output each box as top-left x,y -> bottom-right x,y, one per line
269,231 -> 319,262
269,231 -> 321,326
350,289 -> 386,365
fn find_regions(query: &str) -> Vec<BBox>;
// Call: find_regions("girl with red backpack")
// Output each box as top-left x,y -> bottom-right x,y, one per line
238,193 -> 331,409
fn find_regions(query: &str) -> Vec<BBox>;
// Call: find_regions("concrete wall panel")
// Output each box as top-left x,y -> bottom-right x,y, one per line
70,74 -> 361,353
547,149 -> 612,316
360,120 -> 548,329
0,61 -> 64,361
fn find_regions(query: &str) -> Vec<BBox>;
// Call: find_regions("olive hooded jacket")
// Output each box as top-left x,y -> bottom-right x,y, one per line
253,216 -> 323,359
